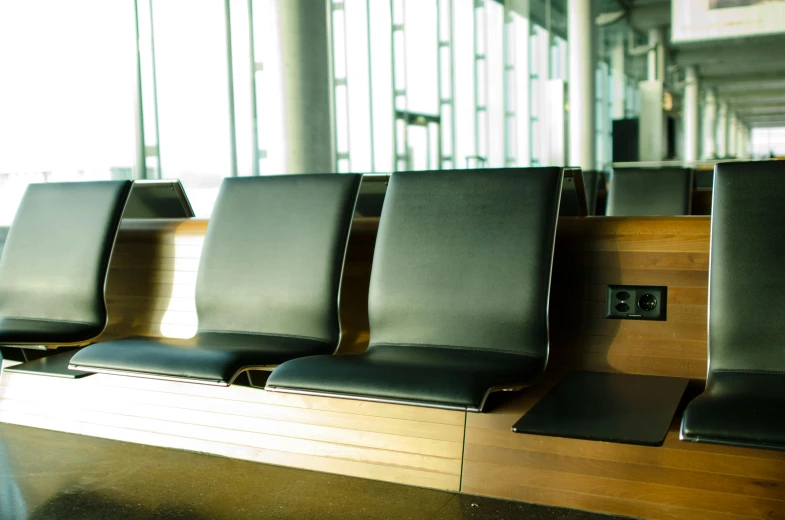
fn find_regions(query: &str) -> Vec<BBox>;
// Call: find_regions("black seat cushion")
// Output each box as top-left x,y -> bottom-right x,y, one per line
268,346 -> 545,410
0,181 -> 132,345
71,333 -> 335,384
681,372 -> 785,450
607,168 -> 693,216
0,318 -> 104,345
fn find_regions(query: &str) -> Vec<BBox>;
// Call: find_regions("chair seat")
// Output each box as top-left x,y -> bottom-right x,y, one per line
0,317 -> 103,345
681,372 -> 785,450
266,345 -> 546,411
69,332 -> 335,385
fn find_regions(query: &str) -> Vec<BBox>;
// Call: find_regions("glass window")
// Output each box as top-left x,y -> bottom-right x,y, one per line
454,0 -> 476,169
152,0 -> 233,217
595,62 -> 611,170
512,12 -> 531,167
752,127 -> 785,158
0,0 -> 136,225
486,0 -> 505,168
405,0 -> 438,116
529,24 -> 548,166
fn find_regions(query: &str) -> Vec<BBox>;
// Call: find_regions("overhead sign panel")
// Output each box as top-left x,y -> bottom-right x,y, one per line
672,0 -> 785,43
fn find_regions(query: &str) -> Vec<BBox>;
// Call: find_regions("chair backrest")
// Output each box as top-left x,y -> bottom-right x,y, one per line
195,174 -> 361,345
583,170 -> 601,216
0,181 -> 133,326
708,161 -> 785,373
559,170 -> 601,217
607,167 -> 693,216
368,168 -> 563,358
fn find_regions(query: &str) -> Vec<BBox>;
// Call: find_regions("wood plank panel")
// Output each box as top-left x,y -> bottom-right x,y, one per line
0,369 -> 464,491
97,217 -> 376,353
463,387 -> 785,519
461,477 -> 753,520
100,216 -> 710,376
549,217 -> 710,378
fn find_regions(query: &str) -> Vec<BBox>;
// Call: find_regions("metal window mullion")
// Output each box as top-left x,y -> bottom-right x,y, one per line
247,0 -> 260,175
365,0 -> 376,172
390,0 -> 408,171
132,0 -> 147,180
528,26 -> 536,167
473,0 -> 488,166
223,0 -> 238,177
436,0 -> 456,170
503,0 -> 516,167
331,0 -> 352,173
147,0 -> 162,179
448,0 -> 456,169
436,0 -> 444,168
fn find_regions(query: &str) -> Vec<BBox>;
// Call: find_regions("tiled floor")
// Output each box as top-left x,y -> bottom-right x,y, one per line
0,424 -> 627,520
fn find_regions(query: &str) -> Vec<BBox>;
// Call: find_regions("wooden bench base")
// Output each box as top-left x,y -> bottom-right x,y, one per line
0,360 -> 465,492
3,361 -> 785,519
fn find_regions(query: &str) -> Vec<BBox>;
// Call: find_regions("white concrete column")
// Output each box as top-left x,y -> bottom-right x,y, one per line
273,0 -> 334,173
611,31 -> 626,120
647,28 -> 658,81
702,88 -> 717,159
717,100 -> 728,158
568,0 -> 596,170
683,66 -> 699,162
656,29 -> 666,83
736,121 -> 747,159
728,112 -> 738,158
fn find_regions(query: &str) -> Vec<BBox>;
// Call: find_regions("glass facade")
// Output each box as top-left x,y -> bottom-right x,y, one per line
0,0 -> 630,222
0,0 -> 136,223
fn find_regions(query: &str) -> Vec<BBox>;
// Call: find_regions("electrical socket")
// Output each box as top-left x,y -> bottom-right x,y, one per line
606,285 -> 667,321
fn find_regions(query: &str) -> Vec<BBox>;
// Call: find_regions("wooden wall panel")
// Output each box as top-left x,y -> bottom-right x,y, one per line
100,216 -> 709,377
548,217 -> 710,379
98,217 -> 377,354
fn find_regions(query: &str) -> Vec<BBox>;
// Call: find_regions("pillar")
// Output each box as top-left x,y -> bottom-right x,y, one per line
717,101 -> 728,158
568,0 -> 595,170
647,28 -> 658,81
611,31 -> 625,120
275,0 -> 334,173
657,29 -> 666,84
702,88 -> 717,159
736,121 -> 747,159
728,111 -> 737,158
683,66 -> 699,162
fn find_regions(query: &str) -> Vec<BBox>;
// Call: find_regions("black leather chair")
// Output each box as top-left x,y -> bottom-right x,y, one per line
70,174 -> 362,386
0,181 -> 132,348
607,167 -> 693,216
681,161 -> 785,450
266,168 -> 564,411
583,170 -> 601,216
559,170 -> 601,217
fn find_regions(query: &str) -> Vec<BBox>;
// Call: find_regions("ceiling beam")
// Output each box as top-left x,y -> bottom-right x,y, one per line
735,106 -> 785,116
703,70 -> 785,86
716,79 -> 785,94
721,89 -> 785,102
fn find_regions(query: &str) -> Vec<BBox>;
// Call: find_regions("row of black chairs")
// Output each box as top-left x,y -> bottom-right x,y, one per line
0,164 -> 782,451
